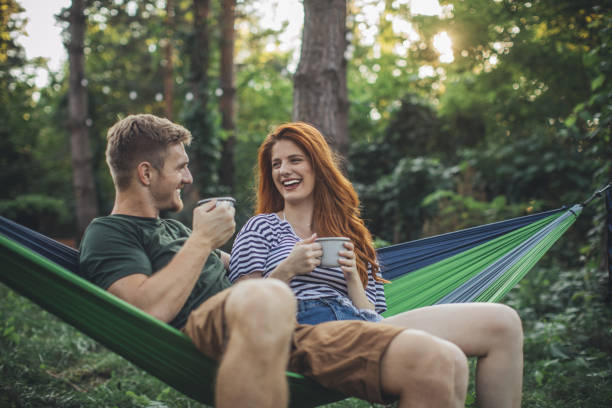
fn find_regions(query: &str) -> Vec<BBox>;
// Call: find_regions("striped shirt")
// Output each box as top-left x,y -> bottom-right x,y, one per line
229,213 -> 387,313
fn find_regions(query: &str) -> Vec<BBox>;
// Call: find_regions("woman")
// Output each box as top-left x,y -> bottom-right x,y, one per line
229,122 -> 522,408
229,122 -> 386,324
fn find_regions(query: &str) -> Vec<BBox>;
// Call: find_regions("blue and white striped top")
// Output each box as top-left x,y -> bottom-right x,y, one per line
229,213 -> 387,313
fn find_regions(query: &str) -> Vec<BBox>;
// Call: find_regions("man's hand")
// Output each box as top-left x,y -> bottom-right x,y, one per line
192,199 -> 236,249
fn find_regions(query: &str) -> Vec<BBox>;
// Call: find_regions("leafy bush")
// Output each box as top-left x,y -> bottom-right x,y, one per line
505,262 -> 612,407
353,156 -> 456,243
0,194 -> 72,236
420,189 -> 544,236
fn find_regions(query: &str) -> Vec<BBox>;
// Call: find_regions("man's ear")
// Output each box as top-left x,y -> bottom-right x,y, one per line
136,162 -> 155,186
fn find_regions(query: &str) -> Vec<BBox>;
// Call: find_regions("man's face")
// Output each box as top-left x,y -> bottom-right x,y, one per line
150,143 -> 193,212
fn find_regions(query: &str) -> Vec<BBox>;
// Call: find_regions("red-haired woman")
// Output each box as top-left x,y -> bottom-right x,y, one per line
228,122 -> 523,408
229,121 -> 385,324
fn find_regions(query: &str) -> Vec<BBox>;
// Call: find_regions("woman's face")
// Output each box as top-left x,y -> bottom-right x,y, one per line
270,139 -> 315,206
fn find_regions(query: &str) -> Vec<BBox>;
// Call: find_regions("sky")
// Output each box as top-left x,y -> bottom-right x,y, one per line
17,0 -> 445,87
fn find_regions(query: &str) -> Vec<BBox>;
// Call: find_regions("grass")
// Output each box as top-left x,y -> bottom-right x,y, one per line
1,262 -> 611,407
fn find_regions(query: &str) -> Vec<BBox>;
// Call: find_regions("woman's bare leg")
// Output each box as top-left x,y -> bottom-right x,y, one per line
382,303 -> 523,408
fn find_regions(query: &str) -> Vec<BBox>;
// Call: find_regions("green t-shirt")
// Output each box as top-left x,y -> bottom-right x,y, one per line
78,214 -> 231,329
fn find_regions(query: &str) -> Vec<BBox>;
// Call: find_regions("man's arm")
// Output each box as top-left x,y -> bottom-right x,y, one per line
109,203 -> 235,323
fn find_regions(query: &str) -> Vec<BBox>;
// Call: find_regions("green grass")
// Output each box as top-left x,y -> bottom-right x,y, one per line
2,263 -> 611,407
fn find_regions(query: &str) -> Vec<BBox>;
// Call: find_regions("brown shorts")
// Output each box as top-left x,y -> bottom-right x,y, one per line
182,287 -> 404,403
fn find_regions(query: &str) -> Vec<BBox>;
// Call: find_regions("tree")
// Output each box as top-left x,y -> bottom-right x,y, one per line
0,0 -> 38,200
181,0 -> 222,205
294,0 -> 349,158
163,0 -> 176,120
66,0 -> 98,240
218,0 -> 236,192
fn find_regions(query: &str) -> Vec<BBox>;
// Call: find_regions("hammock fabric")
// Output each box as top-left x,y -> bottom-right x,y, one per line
0,205 -> 582,407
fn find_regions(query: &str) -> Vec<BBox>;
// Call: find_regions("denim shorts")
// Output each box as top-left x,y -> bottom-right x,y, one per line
296,297 -> 383,325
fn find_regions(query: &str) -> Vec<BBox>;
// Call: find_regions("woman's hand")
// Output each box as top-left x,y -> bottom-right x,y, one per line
338,241 -> 360,282
339,241 -> 375,310
269,234 -> 322,282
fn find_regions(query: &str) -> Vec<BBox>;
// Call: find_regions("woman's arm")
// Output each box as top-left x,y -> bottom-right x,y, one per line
339,242 -> 375,310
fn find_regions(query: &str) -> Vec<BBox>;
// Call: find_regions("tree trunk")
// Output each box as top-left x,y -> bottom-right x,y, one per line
67,0 -> 98,241
293,0 -> 349,159
163,0 -> 175,120
181,0 -> 212,205
191,0 -> 210,103
218,0 -> 236,192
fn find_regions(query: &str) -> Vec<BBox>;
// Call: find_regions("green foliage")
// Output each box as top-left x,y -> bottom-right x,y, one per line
421,189 -> 543,236
0,194 -> 72,236
231,23 -> 296,226
72,0 -> 193,212
352,155 -> 455,242
0,0 -> 52,202
562,10 -> 612,186
459,127 -> 596,207
505,263 -> 612,407
0,284 -> 211,408
181,95 -> 223,198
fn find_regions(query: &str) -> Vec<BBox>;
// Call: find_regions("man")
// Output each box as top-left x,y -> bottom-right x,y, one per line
79,114 -> 469,408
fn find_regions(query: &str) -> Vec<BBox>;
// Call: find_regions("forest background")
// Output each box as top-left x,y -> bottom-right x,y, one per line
1,0 -> 612,407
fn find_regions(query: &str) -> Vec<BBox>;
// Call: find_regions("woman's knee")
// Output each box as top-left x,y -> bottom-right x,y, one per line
382,329 -> 466,399
487,304 -> 523,346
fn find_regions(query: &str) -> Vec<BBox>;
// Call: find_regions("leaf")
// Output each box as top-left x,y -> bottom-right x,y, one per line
465,391 -> 476,406
549,343 -> 570,360
591,74 -> 605,91
534,370 -> 544,386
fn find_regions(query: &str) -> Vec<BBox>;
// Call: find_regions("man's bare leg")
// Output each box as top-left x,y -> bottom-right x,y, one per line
380,329 -> 469,408
383,303 -> 523,408
215,279 -> 296,408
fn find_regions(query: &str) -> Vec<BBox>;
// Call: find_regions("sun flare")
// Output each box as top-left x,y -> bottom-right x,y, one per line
433,31 -> 454,63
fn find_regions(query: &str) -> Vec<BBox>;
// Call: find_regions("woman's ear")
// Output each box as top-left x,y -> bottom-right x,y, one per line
136,161 -> 154,186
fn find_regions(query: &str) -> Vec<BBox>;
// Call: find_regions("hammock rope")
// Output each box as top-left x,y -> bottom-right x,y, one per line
0,194 -> 601,407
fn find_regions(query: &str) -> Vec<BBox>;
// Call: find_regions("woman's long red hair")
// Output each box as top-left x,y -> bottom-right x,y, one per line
256,122 -> 386,288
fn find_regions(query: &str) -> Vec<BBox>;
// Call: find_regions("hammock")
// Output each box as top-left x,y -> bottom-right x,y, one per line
0,205 -> 582,407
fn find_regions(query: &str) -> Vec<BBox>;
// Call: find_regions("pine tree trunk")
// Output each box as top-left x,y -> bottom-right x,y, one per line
218,0 -> 236,192
68,0 -> 98,241
182,0 -> 212,204
293,0 -> 349,159
191,0 -> 210,103
163,0 -> 175,120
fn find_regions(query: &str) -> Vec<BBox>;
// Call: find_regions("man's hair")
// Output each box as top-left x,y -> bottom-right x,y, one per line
106,114 -> 192,190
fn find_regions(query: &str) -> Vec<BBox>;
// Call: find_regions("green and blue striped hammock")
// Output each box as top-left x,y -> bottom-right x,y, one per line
0,204 -> 583,407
